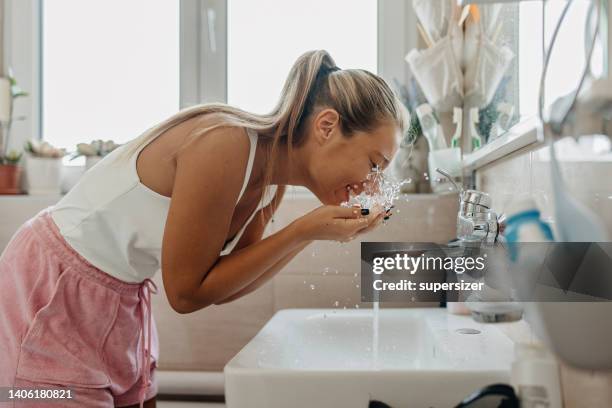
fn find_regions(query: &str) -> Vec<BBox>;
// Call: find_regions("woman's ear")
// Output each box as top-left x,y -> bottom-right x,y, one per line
313,109 -> 340,144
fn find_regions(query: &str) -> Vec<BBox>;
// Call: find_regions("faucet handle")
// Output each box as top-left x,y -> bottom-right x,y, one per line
435,168 -> 463,194
496,212 -> 507,237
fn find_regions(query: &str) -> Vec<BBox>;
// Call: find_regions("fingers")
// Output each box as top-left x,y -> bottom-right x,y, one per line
352,206 -> 394,235
341,211 -> 381,233
357,212 -> 385,234
328,204 -> 393,242
330,205 -> 364,219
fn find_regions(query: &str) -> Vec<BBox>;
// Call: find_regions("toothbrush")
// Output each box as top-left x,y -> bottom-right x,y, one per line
415,103 -> 447,151
451,107 -> 462,148
469,107 -> 482,151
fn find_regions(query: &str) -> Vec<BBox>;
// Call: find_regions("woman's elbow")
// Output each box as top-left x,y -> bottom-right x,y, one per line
167,292 -> 212,314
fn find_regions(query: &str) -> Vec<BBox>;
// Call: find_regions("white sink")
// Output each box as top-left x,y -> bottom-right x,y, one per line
224,308 -> 515,408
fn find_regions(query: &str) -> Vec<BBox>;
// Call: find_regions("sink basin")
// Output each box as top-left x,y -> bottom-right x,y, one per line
224,308 -> 515,408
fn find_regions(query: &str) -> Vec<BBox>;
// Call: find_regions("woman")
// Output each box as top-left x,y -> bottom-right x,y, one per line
0,50 -> 408,407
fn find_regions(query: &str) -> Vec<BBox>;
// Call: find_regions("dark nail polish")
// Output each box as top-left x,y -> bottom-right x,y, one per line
361,209 -> 370,215
383,216 -> 390,220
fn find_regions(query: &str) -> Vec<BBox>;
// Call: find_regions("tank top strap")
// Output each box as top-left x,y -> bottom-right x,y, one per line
235,128 -> 258,205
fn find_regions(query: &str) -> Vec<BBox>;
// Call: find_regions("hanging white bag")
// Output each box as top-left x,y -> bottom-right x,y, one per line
411,0 -> 453,44
406,2 -> 464,113
463,5 -> 514,108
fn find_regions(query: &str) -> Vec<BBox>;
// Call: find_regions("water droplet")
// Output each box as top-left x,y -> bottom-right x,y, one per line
356,284 -> 360,288
303,280 -> 307,284
323,267 -> 337,276
339,165 -> 410,211
334,300 -> 340,307
354,272 -> 359,277
355,304 -> 360,309
310,284 -> 316,290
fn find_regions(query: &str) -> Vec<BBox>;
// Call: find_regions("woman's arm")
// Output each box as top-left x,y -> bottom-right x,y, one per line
214,238 -> 310,305
161,126 -> 378,314
161,127 -> 309,313
214,185 -> 301,304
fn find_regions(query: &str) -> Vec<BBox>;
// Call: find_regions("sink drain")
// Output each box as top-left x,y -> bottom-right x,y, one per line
456,328 -> 481,335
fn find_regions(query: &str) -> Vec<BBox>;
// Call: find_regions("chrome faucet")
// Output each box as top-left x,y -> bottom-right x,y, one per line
435,168 -> 502,245
436,168 -> 522,323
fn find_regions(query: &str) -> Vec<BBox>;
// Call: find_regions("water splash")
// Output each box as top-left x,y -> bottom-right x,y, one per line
341,166 -> 409,211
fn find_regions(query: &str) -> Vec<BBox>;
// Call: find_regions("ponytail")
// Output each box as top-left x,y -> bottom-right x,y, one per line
116,50 -> 408,222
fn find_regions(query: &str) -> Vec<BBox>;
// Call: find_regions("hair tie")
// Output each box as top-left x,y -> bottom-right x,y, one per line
319,65 -> 340,78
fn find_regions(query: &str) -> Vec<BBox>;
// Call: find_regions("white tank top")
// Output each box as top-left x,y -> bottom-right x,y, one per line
50,128 -> 277,283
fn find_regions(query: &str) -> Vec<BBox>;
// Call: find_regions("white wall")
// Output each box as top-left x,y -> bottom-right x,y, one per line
2,0 -> 41,152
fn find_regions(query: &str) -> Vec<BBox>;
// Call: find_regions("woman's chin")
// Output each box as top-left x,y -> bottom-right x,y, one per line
312,187 -> 348,206
331,188 -> 349,205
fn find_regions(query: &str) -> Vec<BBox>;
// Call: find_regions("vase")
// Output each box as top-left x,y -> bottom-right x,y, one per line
24,155 -> 63,195
0,164 -> 23,194
85,156 -> 103,171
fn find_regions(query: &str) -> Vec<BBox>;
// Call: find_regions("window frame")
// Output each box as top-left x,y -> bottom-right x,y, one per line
463,0 -> 611,171
6,0 -> 416,149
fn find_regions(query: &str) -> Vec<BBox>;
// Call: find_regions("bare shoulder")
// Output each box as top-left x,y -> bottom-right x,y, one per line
162,124 -> 252,295
175,124 -> 251,184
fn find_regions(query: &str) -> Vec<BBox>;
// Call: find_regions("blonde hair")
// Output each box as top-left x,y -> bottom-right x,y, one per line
119,50 -> 409,219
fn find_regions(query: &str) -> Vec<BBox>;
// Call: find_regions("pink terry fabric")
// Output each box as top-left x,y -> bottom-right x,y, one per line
0,207 -> 159,407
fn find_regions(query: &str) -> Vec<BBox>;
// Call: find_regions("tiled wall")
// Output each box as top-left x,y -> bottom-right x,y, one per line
152,192 -> 459,371
476,137 -> 612,236
475,136 -> 612,407
0,188 -> 459,373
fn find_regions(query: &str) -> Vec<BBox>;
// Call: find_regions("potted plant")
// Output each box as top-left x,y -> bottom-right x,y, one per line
71,139 -> 120,170
0,69 -> 28,194
0,150 -> 24,194
23,139 -> 66,195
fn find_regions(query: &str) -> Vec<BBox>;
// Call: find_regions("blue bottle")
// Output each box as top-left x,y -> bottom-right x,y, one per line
505,198 -> 554,262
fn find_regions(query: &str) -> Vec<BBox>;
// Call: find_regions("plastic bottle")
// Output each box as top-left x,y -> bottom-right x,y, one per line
505,198 -> 554,260
511,343 -> 562,408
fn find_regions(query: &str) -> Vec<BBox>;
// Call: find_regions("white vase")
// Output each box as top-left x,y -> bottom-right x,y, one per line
85,156 -> 103,170
24,155 -> 63,195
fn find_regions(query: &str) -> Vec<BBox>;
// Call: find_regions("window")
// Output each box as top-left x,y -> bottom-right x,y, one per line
518,1 -> 604,118
42,0 -> 180,148
12,0 -> 413,157
465,0 -> 607,166
227,0 -> 378,114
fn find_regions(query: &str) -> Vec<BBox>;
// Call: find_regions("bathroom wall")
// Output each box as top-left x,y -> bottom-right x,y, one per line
0,0 -> 5,74
475,137 -> 612,408
151,192 -> 459,371
476,136 -> 612,235
0,191 -> 458,373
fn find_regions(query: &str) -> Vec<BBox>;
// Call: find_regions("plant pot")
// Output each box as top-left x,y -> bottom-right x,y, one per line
24,155 -> 63,195
0,164 -> 23,194
85,156 -> 103,170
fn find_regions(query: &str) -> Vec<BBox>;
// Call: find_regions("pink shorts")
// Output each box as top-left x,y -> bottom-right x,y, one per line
0,208 -> 159,407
